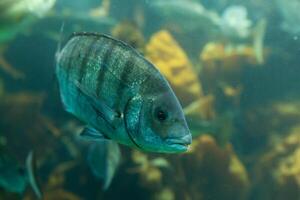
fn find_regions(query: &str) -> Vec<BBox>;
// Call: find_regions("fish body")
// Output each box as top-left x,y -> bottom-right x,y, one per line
0,154 -> 27,194
0,152 -> 41,198
149,0 -> 220,32
149,0 -> 206,19
276,0 -> 300,34
56,33 -> 191,153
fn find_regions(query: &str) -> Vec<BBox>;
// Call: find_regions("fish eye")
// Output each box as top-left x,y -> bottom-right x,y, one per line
154,107 -> 168,122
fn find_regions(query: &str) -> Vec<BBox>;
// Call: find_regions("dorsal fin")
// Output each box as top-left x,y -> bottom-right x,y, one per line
69,32 -> 138,54
70,32 -> 135,49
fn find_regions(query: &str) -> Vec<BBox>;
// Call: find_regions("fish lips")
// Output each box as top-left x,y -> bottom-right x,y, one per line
165,134 -> 192,153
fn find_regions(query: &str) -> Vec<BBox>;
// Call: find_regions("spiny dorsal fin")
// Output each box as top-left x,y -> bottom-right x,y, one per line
69,32 -> 143,58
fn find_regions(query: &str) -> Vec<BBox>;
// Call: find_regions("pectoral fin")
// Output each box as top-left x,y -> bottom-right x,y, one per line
87,140 -> 121,190
80,126 -> 110,140
74,81 -> 121,128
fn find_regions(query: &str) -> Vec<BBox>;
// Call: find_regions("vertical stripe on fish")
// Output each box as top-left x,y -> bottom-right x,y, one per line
96,40 -> 115,98
114,58 -> 135,109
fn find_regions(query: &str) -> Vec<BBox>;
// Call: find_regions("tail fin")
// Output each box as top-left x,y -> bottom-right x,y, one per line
25,151 -> 42,199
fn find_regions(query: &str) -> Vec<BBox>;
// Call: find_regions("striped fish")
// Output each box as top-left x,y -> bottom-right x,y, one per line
56,33 -> 192,153
0,0 -> 55,43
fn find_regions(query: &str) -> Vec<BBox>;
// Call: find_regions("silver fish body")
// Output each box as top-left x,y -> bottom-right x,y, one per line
56,33 -> 192,153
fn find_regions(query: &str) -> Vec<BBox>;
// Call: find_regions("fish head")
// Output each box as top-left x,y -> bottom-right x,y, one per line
125,87 -> 192,153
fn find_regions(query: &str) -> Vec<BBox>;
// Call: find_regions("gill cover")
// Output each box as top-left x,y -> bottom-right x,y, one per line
124,95 -> 143,149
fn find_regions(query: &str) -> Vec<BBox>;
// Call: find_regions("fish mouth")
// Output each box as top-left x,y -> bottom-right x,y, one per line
165,135 -> 192,152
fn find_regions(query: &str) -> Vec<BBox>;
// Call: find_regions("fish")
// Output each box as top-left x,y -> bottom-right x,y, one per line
0,151 -> 41,198
55,32 -> 192,153
0,0 -> 56,42
87,140 -> 121,190
276,0 -> 300,34
0,0 -> 56,79
50,0 -> 115,29
148,0 -> 220,32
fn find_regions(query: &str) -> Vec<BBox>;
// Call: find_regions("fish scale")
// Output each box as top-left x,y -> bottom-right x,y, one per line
95,40 -> 118,98
66,34 -> 151,110
78,38 -> 99,84
59,37 -> 89,113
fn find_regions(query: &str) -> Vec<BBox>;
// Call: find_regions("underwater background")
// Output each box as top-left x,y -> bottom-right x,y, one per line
0,0 -> 300,199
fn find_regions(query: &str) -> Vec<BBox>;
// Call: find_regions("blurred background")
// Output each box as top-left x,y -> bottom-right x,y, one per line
0,0 -> 299,199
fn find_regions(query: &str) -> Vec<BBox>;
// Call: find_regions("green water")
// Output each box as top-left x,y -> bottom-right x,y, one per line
0,0 -> 299,200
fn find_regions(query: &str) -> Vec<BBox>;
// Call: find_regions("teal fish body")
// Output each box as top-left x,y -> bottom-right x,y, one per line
0,154 -> 27,194
56,33 -> 192,153
0,152 -> 41,198
148,0 -> 220,32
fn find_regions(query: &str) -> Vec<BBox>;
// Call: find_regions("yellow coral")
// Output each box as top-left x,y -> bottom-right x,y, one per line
111,21 -> 145,51
200,43 -> 258,69
130,150 -> 170,186
181,135 -> 249,200
154,188 -> 175,200
258,126 -> 300,199
273,128 -> 300,186
229,154 -> 250,186
183,94 -> 216,121
146,30 -> 203,106
277,148 -> 300,185
144,167 -> 162,184
199,42 -> 258,101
